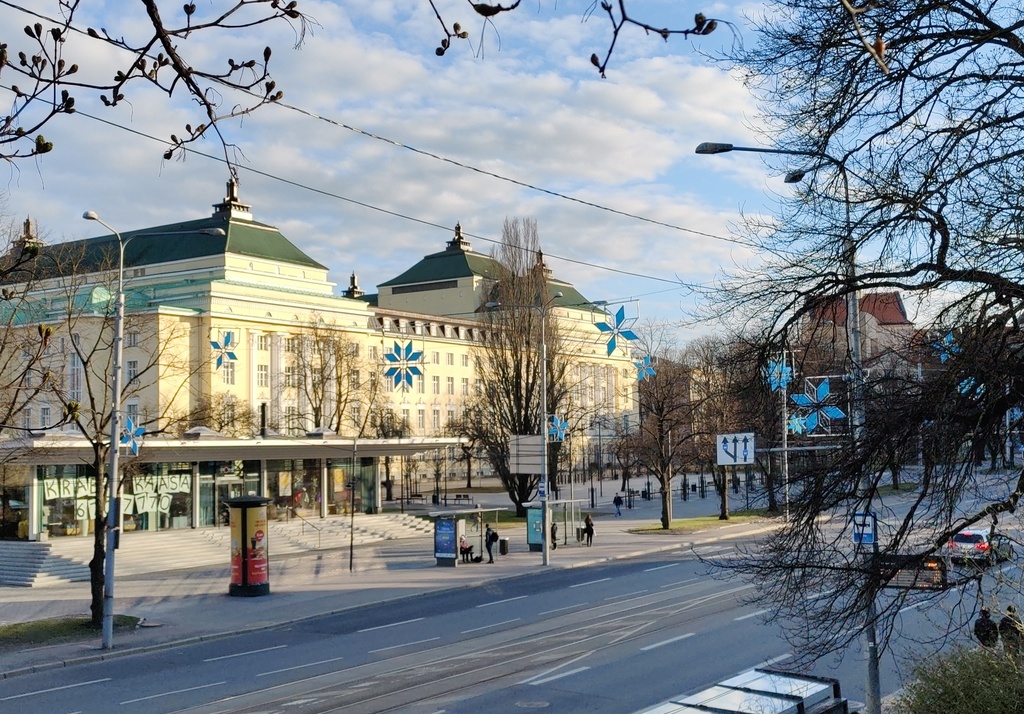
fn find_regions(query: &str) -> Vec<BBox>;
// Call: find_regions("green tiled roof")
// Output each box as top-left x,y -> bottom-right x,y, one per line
35,215 -> 326,277
379,247 -> 500,287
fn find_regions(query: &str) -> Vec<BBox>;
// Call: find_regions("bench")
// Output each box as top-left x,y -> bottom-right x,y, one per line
460,544 -> 474,563
408,494 -> 426,504
453,494 -> 472,505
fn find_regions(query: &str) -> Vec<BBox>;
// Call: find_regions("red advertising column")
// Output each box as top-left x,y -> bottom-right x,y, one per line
226,495 -> 271,597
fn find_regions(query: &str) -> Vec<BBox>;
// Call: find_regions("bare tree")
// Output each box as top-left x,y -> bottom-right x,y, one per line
1,1 -> 312,165
705,0 -> 1024,665
472,218 -> 577,517
38,244 -> 197,626
167,393 -> 259,438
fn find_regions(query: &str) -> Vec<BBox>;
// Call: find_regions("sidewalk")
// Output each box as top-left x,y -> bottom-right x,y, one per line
0,482 -> 774,680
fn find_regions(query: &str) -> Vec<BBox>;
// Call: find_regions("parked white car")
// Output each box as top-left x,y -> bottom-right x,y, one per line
944,527 -> 1013,564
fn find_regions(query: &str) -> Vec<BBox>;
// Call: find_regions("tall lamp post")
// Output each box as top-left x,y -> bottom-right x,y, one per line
486,290 -> 563,566
81,210 -> 127,650
695,142 -> 877,714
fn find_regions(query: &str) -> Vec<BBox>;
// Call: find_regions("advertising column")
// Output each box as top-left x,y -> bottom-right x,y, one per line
227,495 -> 271,597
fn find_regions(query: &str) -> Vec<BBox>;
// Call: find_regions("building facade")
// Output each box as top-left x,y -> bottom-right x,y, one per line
0,184 -> 637,540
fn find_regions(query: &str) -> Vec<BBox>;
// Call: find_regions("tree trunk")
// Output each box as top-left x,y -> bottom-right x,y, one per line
659,471 -> 672,529
89,463 -> 104,627
716,465 -> 730,520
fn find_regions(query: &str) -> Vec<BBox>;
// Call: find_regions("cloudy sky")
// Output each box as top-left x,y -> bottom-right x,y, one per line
0,0 -> 791,338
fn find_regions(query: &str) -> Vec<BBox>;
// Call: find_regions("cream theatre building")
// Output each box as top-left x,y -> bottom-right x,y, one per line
0,184 -> 637,542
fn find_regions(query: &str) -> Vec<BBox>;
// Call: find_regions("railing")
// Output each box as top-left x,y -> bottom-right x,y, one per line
285,508 -> 322,549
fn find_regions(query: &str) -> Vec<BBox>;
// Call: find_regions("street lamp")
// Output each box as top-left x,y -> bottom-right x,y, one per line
695,141 -> 877,714
81,210 -> 127,650
485,289 -> 563,566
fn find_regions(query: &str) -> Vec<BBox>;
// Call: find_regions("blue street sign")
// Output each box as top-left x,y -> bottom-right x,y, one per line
853,512 -> 876,545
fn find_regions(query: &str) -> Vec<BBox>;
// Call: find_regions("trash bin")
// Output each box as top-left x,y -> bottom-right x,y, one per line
432,494 -> 440,505
499,537 -> 509,555
576,526 -> 584,542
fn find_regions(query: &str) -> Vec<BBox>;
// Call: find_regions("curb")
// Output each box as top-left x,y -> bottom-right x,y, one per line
1,520 -> 783,680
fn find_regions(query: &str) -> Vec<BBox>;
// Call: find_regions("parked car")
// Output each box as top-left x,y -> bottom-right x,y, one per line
945,527 -> 1013,564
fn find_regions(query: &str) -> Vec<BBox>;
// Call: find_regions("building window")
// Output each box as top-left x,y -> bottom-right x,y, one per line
446,352 -> 454,366
351,403 -> 362,427
285,405 -> 299,435
257,364 -> 270,388
68,353 -> 82,402
475,378 -> 483,394
431,351 -> 440,364
126,359 -> 139,386
125,331 -> 140,348
402,409 -> 410,428
285,365 -> 297,388
21,408 -> 31,431
446,377 -> 455,395
416,374 -> 425,393
417,409 -> 425,430
369,345 -> 378,360
40,406 -> 50,429
461,354 -> 469,367
432,376 -> 440,394
222,360 -> 236,385
285,336 -> 297,353
461,377 -> 469,396
349,369 -> 360,389
126,402 -> 139,425
257,334 -> 269,351
432,409 -> 441,431
447,409 -> 455,425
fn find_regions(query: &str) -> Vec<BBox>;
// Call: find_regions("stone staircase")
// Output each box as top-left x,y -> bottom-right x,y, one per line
0,513 -> 433,588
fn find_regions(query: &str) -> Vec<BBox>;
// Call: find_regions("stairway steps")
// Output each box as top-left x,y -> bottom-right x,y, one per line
0,513 -> 433,587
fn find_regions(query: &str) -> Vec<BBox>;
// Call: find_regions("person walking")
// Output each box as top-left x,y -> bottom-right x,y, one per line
999,605 -> 1023,657
613,494 -> 623,517
584,514 -> 595,546
484,524 -> 495,563
974,608 -> 999,647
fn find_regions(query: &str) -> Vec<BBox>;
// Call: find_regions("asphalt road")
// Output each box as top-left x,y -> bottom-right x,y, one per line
0,535 -> 1004,714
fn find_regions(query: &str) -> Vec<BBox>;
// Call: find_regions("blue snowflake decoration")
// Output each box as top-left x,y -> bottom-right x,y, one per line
595,306 -> 639,356
634,355 -> 656,382
766,360 -> 793,392
120,416 -> 145,456
548,415 -> 569,441
959,376 -> 984,397
787,414 -> 808,435
934,332 -> 960,364
790,377 -> 846,435
383,341 -> 423,391
210,331 -> 237,370
1009,407 -> 1024,426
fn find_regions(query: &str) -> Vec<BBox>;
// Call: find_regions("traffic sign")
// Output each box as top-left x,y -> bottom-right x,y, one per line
716,432 -> 755,465
853,512 -> 876,545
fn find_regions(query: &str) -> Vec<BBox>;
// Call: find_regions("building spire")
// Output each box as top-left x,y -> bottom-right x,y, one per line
212,178 -> 253,221
343,272 -> 364,299
445,222 -> 471,253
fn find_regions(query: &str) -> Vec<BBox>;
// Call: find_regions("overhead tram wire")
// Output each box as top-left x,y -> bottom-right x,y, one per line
38,103 -> 704,291
0,0 -> 756,255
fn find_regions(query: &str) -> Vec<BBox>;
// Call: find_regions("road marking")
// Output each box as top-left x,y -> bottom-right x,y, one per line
570,577 -> 611,588
644,563 -> 679,572
605,589 -> 649,600
660,576 -> 701,589
755,654 -> 792,668
120,681 -> 226,704
461,618 -> 521,633
257,655 -> 346,677
204,644 -> 287,662
0,678 -> 111,701
369,637 -> 440,653
358,617 -> 424,632
527,666 -> 590,686
806,589 -> 836,601
477,595 -> 528,608
641,632 -> 694,651
898,602 -> 923,614
538,603 -> 582,616
734,609 -> 768,621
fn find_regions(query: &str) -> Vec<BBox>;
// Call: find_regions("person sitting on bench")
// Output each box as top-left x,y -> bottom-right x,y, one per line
459,535 -> 473,563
